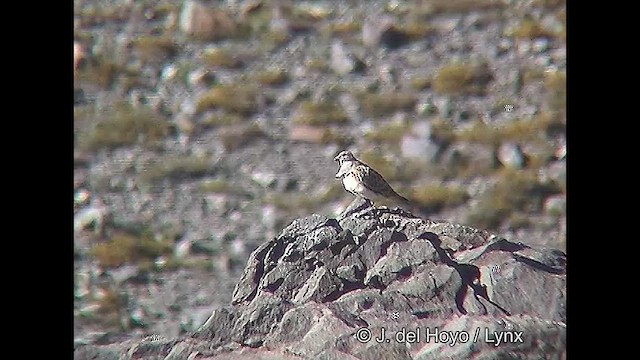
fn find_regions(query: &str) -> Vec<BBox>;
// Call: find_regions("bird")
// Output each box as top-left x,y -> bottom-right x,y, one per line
334,150 -> 410,208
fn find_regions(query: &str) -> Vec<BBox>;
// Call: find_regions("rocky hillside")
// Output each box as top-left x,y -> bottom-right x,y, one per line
74,0 -> 566,347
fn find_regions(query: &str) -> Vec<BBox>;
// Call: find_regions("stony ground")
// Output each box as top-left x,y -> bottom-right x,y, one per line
73,0 -> 566,346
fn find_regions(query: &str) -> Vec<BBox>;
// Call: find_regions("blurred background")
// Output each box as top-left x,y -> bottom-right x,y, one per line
73,0 -> 566,345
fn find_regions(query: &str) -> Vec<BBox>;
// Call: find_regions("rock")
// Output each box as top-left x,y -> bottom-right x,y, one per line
400,121 -> 440,162
251,171 -> 276,188
555,144 -> 567,160
261,204 -> 277,232
533,38 -> 549,53
415,99 -> 438,116
544,195 -> 566,216
161,64 -> 179,82
496,38 -> 513,55
74,189 -> 91,207
330,40 -> 365,75
107,265 -> 140,285
174,115 -> 196,137
289,125 -> 327,144
74,88 -> 86,105
187,68 -> 216,88
74,41 -> 86,77
179,1 -> 237,40
497,142 -> 527,169
74,200 -> 108,234
75,200 -> 566,359
431,96 -> 453,119
442,143 -> 496,172
362,14 -> 421,49
174,238 -> 192,259
362,15 -> 395,47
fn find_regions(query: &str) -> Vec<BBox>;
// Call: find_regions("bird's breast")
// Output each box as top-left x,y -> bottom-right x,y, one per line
342,173 -> 363,193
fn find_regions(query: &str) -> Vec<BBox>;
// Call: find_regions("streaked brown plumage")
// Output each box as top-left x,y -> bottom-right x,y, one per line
334,150 -> 409,205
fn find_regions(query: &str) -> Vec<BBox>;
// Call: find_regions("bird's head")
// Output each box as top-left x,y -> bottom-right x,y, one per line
334,150 -> 356,164
334,150 -> 357,178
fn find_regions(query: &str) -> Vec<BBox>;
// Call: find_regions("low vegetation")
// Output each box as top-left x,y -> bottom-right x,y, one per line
132,35 -> 178,63
198,179 -> 231,193
217,123 -> 266,151
256,69 -> 289,86
320,20 -> 361,39
292,100 -> 349,125
76,3 -> 132,27
544,71 -> 566,113
508,18 -> 556,39
139,155 -> 212,184
410,77 -> 432,91
358,92 -> 418,118
202,48 -> 243,68
364,122 -> 411,145
196,85 -> 261,115
411,184 -> 469,211
78,103 -> 170,151
455,112 -> 564,146
466,169 -> 562,230
265,183 -> 344,213
432,62 -> 493,96
417,0 -> 505,17
202,113 -> 247,127
90,230 -> 173,269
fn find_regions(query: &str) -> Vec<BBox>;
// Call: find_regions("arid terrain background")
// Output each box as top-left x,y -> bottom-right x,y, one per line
73,0 -> 566,346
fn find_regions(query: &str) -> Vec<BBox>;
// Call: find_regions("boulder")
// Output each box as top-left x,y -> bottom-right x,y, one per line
75,198 -> 566,359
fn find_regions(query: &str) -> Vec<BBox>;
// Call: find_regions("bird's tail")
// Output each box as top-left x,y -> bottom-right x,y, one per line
390,191 -> 412,208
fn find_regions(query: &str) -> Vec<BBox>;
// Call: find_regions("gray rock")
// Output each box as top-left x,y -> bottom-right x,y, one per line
544,195 -> 566,216
400,121 -> 437,161
75,200 -> 566,359
330,40 -> 365,75
251,171 -> 277,188
533,38 -> 549,53
107,265 -> 140,285
74,200 -> 108,234
179,0 -> 237,40
497,142 -> 527,169
362,15 -> 395,47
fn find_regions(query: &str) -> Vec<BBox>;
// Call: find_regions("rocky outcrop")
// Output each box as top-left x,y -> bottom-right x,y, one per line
75,198 -> 566,359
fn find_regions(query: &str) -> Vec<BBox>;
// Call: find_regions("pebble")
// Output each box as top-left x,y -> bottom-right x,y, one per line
179,0 -> 237,40
74,200 -> 108,233
516,40 -> 532,56
362,15 -> 394,47
161,64 -> 179,82
174,238 -> 192,259
533,38 -> 549,53
188,68 -> 215,88
74,189 -> 91,207
544,195 -> 566,216
109,265 -> 140,285
74,41 -> 85,76
415,99 -> 437,116
289,125 -> 326,143
496,38 -> 513,55
400,121 -> 432,159
330,40 -> 364,75
330,40 -> 352,75
555,144 -> 566,160
251,171 -> 277,188
497,142 -> 527,169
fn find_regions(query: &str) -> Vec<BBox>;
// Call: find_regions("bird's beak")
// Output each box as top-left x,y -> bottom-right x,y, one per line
333,155 -> 339,161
